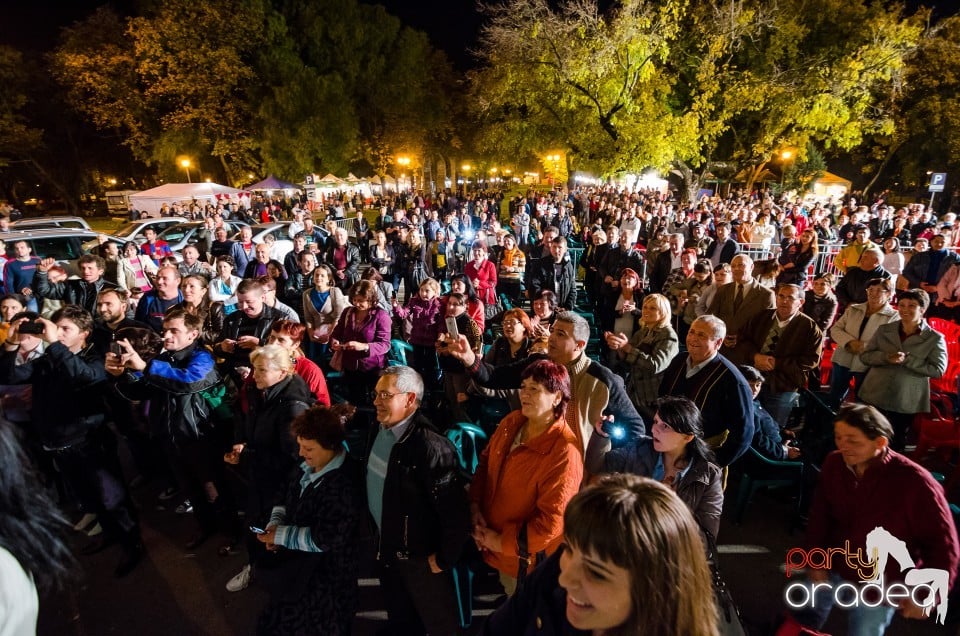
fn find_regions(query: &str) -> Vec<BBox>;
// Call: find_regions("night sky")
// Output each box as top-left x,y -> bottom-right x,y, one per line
2,0 -> 960,69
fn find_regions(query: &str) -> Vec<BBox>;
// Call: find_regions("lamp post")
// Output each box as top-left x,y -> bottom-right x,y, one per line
180,159 -> 192,184
546,154 -> 561,188
461,163 -> 472,196
397,156 -> 411,191
779,150 -> 793,190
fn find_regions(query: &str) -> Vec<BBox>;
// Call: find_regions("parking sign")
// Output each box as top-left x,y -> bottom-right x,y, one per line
929,173 -> 947,192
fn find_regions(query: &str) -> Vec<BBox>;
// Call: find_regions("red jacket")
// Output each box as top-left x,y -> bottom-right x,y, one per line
470,410 -> 582,577
465,259 -> 498,306
806,449 -> 958,586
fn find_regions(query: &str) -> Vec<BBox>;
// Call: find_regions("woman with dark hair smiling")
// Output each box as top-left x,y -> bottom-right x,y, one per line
470,359 -> 583,596
444,273 -> 486,333
482,474 -> 719,635
586,395 -> 723,538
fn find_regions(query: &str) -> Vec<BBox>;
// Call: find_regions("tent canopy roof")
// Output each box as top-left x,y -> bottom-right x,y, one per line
247,175 -> 299,191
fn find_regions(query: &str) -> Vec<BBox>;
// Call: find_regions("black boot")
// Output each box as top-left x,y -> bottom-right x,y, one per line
114,538 -> 144,578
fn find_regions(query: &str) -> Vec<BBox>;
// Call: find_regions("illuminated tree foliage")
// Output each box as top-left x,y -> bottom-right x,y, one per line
471,0 -> 924,201
855,15 -> 960,197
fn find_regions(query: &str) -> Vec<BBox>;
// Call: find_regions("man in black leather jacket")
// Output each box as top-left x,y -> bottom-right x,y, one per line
214,278 -> 283,376
34,254 -> 119,317
366,366 -> 470,635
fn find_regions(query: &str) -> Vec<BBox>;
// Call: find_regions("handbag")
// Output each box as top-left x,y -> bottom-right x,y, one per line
701,526 -> 748,636
329,349 -> 343,372
515,521 -> 546,594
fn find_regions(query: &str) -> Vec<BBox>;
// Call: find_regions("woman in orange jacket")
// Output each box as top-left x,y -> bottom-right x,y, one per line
469,359 -> 583,596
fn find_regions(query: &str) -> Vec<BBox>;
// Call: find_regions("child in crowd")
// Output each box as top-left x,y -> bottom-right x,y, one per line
438,291 -> 481,424
393,278 -> 444,386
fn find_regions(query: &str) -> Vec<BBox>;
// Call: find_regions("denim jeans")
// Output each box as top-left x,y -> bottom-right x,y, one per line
761,390 -> 799,427
793,573 -> 897,636
828,363 -> 865,409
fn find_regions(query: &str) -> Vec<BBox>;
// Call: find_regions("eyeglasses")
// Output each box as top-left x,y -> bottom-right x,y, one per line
502,320 -> 520,327
371,390 -> 407,402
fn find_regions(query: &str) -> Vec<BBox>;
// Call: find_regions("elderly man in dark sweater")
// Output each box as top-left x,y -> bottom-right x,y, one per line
659,315 -> 754,467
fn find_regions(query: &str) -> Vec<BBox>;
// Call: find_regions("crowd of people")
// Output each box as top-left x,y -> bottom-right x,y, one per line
0,182 -> 958,635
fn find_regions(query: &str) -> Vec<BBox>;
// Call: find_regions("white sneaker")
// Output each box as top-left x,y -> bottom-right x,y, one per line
73,513 -> 97,532
226,565 -> 252,592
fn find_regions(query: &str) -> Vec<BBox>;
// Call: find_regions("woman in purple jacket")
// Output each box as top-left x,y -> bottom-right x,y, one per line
330,280 -> 392,406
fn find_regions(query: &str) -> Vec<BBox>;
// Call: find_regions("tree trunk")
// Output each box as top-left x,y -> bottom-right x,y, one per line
27,157 -> 78,214
743,161 -> 769,194
670,160 -> 700,205
862,142 -> 902,200
218,155 -> 236,188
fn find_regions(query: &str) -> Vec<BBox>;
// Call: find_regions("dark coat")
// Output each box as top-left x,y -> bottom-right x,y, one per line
257,457 -> 362,636
376,412 -> 471,571
215,304 -> 285,367
115,342 -> 222,443
660,353 -> 755,466
34,272 -> 119,316
0,342 -> 108,448
733,309 -> 823,393
835,266 -> 891,307
705,237 -> 741,265
586,435 -> 724,537
323,242 -> 361,288
482,548 -> 586,636
237,374 -> 314,524
751,399 -> 788,461
528,255 -> 577,310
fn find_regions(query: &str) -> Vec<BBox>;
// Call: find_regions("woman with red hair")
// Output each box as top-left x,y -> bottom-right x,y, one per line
469,359 -> 583,596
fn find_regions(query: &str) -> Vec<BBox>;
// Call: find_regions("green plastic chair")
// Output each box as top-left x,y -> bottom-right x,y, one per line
733,447 -> 804,524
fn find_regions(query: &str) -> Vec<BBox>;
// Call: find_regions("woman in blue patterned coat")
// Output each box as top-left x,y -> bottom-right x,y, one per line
255,403 -> 362,636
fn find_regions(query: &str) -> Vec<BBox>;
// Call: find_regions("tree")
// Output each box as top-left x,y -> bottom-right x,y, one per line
470,0 -> 688,176
854,15 -> 960,198
470,0 -> 924,202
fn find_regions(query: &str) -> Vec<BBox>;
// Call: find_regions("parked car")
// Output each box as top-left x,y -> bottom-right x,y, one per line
0,228 -> 105,275
230,222 -> 295,261
12,216 -> 92,231
156,220 -> 249,260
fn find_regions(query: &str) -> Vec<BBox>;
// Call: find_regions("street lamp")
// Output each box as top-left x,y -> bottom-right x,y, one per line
546,154 -> 561,187
461,163 -> 472,194
779,149 -> 793,189
180,159 -> 192,184
397,156 -> 410,191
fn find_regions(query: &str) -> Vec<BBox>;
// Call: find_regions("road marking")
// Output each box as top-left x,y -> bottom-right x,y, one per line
717,544 -> 771,554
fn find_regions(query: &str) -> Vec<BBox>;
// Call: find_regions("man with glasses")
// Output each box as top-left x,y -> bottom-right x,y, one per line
366,366 -> 470,636
732,284 -> 823,426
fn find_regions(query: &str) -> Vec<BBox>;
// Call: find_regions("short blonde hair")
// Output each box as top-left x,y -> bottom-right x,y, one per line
642,293 -> 671,328
249,344 -> 294,374
419,278 -> 441,295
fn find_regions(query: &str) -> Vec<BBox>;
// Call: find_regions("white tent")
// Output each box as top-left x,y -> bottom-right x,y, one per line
129,182 -> 249,215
